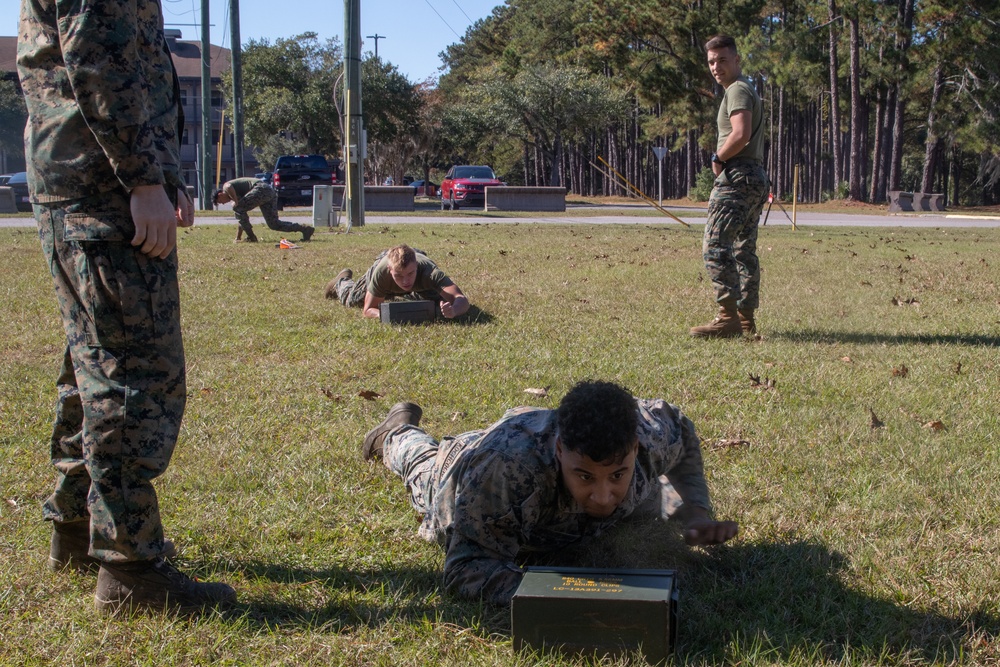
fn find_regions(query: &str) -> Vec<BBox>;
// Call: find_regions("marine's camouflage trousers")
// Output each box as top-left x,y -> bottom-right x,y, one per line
383,425 -> 479,515
703,160 -> 769,309
233,182 -> 310,235
35,190 -> 184,563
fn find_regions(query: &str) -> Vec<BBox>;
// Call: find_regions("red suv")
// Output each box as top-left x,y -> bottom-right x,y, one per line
440,165 -> 503,210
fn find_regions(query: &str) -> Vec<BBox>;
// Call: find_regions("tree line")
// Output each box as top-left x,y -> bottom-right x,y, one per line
3,0 -> 999,205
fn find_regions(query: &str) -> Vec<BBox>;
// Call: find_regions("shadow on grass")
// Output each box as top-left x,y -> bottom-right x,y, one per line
769,329 -> 1000,347
679,539 -> 999,663
219,531 -> 997,663
447,304 -> 494,326
224,559 -> 507,635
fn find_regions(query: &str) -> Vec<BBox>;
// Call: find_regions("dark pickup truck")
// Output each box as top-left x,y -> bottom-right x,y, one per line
272,154 -> 342,209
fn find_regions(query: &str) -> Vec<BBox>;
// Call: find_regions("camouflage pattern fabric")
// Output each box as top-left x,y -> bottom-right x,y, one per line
18,0 -> 184,562
381,399 -> 711,605
232,181 -> 310,235
703,160 -> 769,309
17,0 -> 185,202
36,191 -> 184,562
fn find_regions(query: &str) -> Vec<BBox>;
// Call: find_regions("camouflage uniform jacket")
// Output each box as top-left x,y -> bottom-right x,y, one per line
425,398 -> 710,604
17,0 -> 185,202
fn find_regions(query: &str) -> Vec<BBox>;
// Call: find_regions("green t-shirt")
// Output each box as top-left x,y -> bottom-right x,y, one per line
366,253 -> 454,299
716,76 -> 764,162
227,177 -> 261,200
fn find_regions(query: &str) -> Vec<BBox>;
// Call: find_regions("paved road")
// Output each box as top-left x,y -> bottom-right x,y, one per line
4,204 -> 1000,229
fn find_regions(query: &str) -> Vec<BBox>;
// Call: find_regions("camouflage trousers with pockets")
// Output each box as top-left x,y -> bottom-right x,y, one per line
234,181 -> 310,235
703,160 -> 769,309
382,425 -> 479,515
35,189 -> 183,562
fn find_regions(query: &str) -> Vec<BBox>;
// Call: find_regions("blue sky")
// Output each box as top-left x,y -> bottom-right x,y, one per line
2,0 -> 503,83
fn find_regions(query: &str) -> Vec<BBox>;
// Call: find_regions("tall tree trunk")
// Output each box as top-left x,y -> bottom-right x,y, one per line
887,0 -> 916,192
920,64 -> 944,194
869,88 -> 885,203
686,129 -> 697,196
951,145 -> 960,206
828,0 -> 843,189
848,14 -> 863,200
776,86 -> 785,198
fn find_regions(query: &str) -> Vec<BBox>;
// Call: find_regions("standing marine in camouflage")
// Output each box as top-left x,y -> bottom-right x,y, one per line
691,34 -> 770,338
361,380 -> 739,605
18,0 -> 235,614
213,177 -> 314,243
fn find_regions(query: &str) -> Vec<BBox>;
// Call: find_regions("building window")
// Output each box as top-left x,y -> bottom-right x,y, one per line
212,130 -> 221,146
182,129 -> 189,145
179,89 -> 187,107
211,90 -> 223,107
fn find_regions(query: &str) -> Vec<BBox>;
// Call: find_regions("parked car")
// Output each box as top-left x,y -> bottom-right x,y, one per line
410,179 -> 439,196
6,172 -> 32,212
440,165 -> 503,209
0,174 -> 11,186
271,155 -> 341,210
255,171 -> 273,184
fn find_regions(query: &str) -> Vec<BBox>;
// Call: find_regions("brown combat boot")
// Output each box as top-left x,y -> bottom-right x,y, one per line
690,302 -> 743,338
49,520 -> 176,573
324,268 -> 352,300
95,558 -> 236,616
363,402 -> 423,461
738,308 -> 757,335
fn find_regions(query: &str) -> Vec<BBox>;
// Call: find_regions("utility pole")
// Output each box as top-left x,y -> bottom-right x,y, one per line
230,0 -> 245,177
366,33 -> 385,59
344,0 -> 365,227
200,0 -> 212,209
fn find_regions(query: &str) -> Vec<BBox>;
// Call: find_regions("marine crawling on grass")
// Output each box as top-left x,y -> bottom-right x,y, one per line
362,379 -> 738,605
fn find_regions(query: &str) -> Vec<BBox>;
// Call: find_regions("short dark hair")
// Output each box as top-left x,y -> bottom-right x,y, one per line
557,380 -> 638,463
211,188 -> 223,205
705,34 -> 738,53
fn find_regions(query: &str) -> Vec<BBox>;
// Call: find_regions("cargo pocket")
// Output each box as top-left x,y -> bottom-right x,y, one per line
62,213 -> 132,349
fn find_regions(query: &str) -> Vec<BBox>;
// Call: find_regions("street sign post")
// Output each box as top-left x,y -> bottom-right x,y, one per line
652,147 -> 668,207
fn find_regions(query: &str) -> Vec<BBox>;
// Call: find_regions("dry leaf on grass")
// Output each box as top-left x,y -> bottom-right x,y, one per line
923,420 -> 946,431
524,387 -> 549,398
891,365 -> 909,378
321,388 -> 343,401
451,411 -> 466,422
358,390 -> 383,401
748,373 -> 776,390
841,356 -> 853,363
199,387 -> 213,395
869,408 -> 885,430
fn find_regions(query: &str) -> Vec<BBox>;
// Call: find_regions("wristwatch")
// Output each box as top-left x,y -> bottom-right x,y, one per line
711,153 -> 727,167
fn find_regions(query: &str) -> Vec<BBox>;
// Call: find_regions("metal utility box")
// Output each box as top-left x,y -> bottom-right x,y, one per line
379,300 -> 436,325
511,567 -> 678,664
312,185 -> 333,227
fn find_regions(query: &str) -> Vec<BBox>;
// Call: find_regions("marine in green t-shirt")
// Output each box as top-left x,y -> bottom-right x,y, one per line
691,34 -> 770,340
325,244 -> 470,319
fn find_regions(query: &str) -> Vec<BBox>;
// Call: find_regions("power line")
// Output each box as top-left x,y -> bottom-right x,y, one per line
448,0 -> 474,24
421,0 -> 462,39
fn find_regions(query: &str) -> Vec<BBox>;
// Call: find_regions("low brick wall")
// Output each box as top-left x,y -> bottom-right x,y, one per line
485,186 -> 567,212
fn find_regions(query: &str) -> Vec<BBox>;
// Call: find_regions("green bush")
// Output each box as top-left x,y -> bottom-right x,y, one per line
690,166 -> 716,201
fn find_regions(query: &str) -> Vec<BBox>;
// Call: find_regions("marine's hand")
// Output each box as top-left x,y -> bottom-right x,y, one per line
131,184 -> 178,259
440,295 -> 469,319
176,187 -> 194,228
684,517 -> 739,546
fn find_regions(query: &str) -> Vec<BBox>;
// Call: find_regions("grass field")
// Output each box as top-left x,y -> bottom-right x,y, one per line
1,218 -> 998,666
